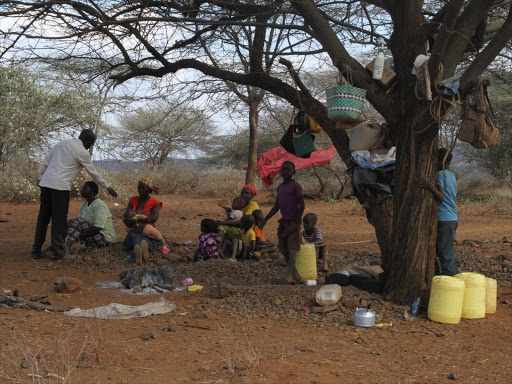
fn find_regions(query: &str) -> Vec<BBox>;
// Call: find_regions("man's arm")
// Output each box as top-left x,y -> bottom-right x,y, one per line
418,178 -> 444,203
77,149 -> 118,197
38,147 -> 54,180
262,199 -> 280,227
296,196 -> 305,225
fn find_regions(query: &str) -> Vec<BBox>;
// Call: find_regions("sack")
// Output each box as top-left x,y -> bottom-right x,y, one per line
349,122 -> 382,152
280,124 -> 316,158
459,79 -> 500,149
293,131 -> 316,158
326,84 -> 367,122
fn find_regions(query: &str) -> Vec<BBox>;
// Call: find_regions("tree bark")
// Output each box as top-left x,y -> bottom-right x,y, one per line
245,99 -> 259,185
368,198 -> 394,273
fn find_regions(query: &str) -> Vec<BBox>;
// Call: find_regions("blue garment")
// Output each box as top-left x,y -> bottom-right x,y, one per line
123,231 -> 158,252
437,170 -> 457,221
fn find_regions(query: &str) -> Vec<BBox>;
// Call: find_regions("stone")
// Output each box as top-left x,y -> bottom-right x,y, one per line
448,372 -> 457,380
156,259 -> 167,266
502,260 -> 512,268
139,331 -> 155,341
311,305 -> 338,313
167,254 -> 181,262
54,277 -> 83,293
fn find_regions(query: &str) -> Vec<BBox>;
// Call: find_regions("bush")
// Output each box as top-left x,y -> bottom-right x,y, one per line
0,157 -> 39,203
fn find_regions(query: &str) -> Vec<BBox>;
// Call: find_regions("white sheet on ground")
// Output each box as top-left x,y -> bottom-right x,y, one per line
63,297 -> 176,319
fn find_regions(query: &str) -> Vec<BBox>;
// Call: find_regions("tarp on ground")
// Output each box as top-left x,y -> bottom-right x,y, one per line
244,146 -> 337,187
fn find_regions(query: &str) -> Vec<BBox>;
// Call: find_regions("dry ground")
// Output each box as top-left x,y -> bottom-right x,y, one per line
0,193 -> 511,384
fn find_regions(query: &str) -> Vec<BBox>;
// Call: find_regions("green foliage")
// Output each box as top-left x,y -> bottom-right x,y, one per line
0,64 -> 101,164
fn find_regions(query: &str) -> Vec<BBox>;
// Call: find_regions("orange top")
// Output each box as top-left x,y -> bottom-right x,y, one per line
129,196 -> 163,227
252,225 -> 266,242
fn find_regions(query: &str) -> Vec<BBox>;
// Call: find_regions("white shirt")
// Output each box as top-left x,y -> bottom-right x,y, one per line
38,139 -> 109,191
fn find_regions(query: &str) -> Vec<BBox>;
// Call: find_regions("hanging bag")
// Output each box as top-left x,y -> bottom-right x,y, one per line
326,70 -> 367,122
458,79 -> 500,149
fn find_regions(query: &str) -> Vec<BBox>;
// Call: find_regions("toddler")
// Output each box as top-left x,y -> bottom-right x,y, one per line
223,215 -> 256,261
195,219 -> 221,261
302,213 -> 328,271
218,197 -> 246,221
124,208 -> 168,247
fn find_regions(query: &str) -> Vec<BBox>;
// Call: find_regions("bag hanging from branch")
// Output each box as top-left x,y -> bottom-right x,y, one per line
326,72 -> 367,122
280,110 -> 316,158
458,79 -> 500,149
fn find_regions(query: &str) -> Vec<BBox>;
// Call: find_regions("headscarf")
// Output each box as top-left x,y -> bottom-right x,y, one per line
139,176 -> 159,194
242,184 -> 257,197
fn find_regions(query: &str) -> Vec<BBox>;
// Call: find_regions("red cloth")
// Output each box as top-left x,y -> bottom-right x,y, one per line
129,196 -> 163,227
244,146 -> 337,187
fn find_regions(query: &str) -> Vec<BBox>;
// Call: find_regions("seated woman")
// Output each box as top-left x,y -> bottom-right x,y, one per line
123,177 -> 163,264
65,181 -> 116,252
216,184 -> 260,257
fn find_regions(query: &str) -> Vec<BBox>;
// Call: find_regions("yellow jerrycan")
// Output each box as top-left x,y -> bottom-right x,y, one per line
455,272 -> 486,319
428,276 -> 465,324
295,243 -> 317,281
485,278 -> 497,314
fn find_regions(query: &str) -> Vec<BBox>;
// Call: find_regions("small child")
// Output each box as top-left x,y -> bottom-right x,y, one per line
218,197 -> 246,221
263,161 -> 305,284
302,213 -> 328,271
252,210 -> 275,252
195,219 -> 221,261
124,209 -> 168,247
223,215 -> 256,261
418,148 -> 459,276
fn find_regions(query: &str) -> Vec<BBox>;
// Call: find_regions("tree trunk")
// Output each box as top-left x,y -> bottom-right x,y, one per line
245,100 -> 259,185
385,113 -> 439,304
368,198 -> 394,274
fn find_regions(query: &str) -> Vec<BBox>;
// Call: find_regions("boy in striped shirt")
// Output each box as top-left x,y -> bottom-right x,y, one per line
302,213 -> 328,271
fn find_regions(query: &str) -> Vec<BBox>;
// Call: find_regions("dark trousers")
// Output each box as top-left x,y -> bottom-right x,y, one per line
32,187 -> 70,257
436,221 -> 458,276
123,231 -> 157,252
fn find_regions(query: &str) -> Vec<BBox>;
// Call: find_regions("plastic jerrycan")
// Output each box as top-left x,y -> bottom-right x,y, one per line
455,272 -> 486,319
427,276 -> 465,324
295,243 -> 317,281
485,278 -> 497,314
316,284 -> 342,306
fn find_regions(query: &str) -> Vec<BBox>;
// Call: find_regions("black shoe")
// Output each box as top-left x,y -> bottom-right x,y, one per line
31,251 -> 44,259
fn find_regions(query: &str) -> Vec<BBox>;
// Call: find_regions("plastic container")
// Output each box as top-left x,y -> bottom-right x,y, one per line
295,244 -> 317,281
161,245 -> 170,254
485,277 -> 497,314
316,284 -> 342,306
427,275 -> 465,324
187,285 -> 203,292
455,272 -> 486,319
182,278 -> 194,287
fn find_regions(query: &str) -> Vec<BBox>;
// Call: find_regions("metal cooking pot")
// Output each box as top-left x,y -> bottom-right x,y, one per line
354,298 -> 375,327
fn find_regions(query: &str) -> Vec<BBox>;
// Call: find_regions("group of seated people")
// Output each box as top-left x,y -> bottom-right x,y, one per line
65,179 -> 328,270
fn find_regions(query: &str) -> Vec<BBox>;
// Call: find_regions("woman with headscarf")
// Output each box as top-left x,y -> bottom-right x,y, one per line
216,184 -> 260,257
123,177 -> 163,264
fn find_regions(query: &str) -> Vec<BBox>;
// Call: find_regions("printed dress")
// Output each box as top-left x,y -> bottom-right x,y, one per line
194,233 -> 221,260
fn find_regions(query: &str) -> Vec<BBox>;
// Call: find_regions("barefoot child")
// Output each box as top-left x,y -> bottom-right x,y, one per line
252,210 -> 276,252
302,213 -> 328,271
223,215 -> 256,261
418,148 -> 459,276
263,161 -> 305,284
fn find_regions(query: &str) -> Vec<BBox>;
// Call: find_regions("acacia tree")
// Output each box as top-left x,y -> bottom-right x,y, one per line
116,103 -> 213,167
2,0 -> 511,303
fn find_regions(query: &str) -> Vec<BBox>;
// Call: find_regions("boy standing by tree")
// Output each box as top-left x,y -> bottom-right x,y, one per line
263,161 -> 305,284
418,148 -> 459,276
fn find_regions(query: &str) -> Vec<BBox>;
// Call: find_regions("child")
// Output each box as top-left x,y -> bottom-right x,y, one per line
195,219 -> 221,261
224,215 -> 256,261
252,210 -> 275,252
218,197 -> 246,221
418,148 -> 459,276
263,161 -> 305,284
124,209 -> 168,248
302,213 -> 328,271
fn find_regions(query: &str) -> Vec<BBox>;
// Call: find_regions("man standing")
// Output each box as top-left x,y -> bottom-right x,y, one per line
32,129 -> 118,260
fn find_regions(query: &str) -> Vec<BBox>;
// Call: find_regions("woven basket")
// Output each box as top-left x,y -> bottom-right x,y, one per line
326,85 -> 367,121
